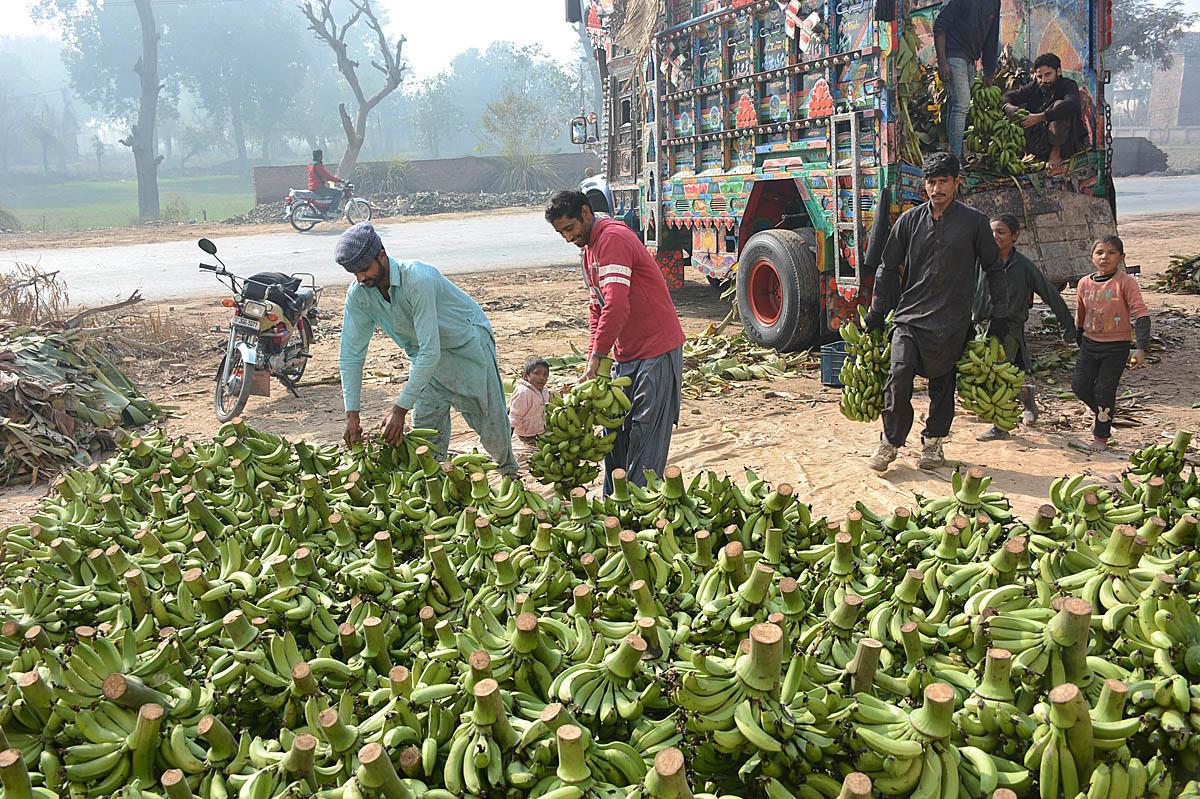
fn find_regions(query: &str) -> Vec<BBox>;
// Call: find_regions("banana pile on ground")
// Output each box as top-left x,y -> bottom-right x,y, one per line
838,311 -> 892,423
965,75 -> 1039,176
529,357 -> 630,493
3,414 -> 1200,799
957,334 -> 1025,431
1152,253 -> 1200,295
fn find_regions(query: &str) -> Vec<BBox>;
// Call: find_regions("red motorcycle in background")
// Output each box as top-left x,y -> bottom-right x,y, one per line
286,181 -> 372,231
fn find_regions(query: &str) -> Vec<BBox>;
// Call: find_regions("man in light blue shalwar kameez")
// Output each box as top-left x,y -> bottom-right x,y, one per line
334,222 -> 519,475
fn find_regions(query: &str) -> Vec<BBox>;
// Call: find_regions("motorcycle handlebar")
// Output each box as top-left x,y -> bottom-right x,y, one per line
199,263 -> 218,271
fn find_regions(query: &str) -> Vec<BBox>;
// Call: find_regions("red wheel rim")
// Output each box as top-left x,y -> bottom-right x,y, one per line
748,258 -> 782,325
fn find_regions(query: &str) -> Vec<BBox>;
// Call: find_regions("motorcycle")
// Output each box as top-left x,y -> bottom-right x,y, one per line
198,238 -> 323,422
286,181 -> 372,231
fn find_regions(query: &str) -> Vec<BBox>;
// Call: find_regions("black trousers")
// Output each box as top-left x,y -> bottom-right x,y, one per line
1072,337 -> 1129,440
882,327 -> 957,447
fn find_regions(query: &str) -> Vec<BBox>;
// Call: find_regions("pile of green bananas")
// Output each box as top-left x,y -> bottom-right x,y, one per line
1131,432 -> 1193,480
957,334 -> 1025,431
838,311 -> 893,423
2,406 -> 1200,799
529,357 -> 630,493
965,76 -> 1032,176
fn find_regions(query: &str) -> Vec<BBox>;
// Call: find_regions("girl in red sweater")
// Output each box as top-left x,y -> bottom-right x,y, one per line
1072,235 -> 1150,451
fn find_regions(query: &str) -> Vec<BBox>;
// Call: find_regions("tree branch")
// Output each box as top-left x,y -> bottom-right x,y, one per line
0,271 -> 60,301
61,291 -> 144,329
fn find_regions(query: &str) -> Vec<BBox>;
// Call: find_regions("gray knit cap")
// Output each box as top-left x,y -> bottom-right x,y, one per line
335,222 -> 383,273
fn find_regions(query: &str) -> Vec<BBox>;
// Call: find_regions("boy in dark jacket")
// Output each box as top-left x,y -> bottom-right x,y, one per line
972,213 -> 1075,439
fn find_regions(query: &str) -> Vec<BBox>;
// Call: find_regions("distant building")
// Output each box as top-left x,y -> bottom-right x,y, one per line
1147,32 -> 1200,127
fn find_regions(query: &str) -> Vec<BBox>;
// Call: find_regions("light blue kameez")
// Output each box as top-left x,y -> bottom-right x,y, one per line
339,257 -> 518,474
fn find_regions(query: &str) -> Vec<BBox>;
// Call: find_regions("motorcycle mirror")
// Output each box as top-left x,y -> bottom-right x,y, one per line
198,238 -> 217,255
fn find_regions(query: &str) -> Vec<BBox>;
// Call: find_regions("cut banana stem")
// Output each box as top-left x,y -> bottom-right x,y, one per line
0,748 -> 32,799
644,747 -> 694,799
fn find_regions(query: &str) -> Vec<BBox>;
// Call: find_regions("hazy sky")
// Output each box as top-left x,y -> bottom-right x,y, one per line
8,0 -> 583,80
9,0 -> 1200,80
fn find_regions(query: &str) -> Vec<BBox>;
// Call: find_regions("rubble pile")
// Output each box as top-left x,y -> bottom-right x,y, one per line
222,191 -> 552,226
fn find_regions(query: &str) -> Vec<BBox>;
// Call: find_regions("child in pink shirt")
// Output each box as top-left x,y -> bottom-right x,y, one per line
508,358 -> 550,446
1072,235 -> 1150,451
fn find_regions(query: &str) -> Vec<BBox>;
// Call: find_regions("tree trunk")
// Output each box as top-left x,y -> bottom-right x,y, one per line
40,142 -> 50,176
335,102 -> 367,178
231,101 -> 249,177
129,0 -> 162,221
261,126 -> 272,162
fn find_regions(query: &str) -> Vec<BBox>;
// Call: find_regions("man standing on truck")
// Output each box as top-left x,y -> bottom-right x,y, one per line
934,0 -> 1000,158
1002,53 -> 1088,167
863,153 -> 1010,472
335,222 -> 519,477
544,189 -> 686,493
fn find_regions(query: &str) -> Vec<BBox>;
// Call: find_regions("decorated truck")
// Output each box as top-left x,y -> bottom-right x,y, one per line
573,0 -> 1118,351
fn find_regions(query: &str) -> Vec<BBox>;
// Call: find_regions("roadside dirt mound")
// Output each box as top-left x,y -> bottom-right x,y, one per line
221,191 -> 552,225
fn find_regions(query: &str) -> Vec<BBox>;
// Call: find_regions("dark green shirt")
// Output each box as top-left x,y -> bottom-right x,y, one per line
972,247 -> 1073,329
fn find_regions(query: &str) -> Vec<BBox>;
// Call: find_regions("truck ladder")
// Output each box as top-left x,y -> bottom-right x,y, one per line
829,111 -> 863,288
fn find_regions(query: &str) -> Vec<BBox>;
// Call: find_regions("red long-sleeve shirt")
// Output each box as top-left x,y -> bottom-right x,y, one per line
582,216 -> 685,363
308,163 -> 339,191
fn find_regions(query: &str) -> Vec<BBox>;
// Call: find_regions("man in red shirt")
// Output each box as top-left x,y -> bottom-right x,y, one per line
545,189 -> 686,492
308,149 -> 343,212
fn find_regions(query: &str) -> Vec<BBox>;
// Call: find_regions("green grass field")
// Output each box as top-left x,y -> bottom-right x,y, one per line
2,175 -> 254,231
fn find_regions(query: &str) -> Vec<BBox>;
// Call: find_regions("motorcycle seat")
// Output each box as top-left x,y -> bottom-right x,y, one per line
290,190 -> 317,199
244,272 -> 305,316
294,287 -> 317,311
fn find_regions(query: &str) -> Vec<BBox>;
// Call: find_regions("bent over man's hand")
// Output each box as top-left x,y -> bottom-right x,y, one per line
343,411 -> 363,446
381,404 -> 407,445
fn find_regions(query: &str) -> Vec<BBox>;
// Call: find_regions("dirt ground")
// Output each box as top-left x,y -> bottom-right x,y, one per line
2,211 -> 1198,526
0,205 -> 543,250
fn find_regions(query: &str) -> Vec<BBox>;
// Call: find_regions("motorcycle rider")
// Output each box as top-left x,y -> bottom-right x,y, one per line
309,150 -> 343,214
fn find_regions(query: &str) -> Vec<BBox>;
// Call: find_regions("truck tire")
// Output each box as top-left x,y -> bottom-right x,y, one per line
736,229 -> 820,352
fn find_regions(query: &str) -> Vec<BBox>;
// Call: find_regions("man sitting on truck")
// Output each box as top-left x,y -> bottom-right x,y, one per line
934,0 -> 1000,158
1002,53 -> 1087,167
863,152 -> 1010,473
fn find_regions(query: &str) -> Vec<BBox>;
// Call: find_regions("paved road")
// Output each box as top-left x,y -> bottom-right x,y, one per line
2,176 -> 1196,305
0,212 -> 577,305
1114,175 -> 1200,217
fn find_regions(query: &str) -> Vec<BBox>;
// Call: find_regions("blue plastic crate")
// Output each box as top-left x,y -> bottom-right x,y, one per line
820,341 -> 850,388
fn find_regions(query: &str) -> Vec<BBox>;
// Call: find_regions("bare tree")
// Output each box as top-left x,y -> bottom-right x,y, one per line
299,0 -> 406,177
91,134 -> 105,174
116,0 -> 164,220
29,105 -> 59,176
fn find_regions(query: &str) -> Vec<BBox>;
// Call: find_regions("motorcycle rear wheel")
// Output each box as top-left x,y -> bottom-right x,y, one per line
289,201 -> 319,232
280,317 -> 314,383
345,198 -> 372,224
214,348 -> 254,422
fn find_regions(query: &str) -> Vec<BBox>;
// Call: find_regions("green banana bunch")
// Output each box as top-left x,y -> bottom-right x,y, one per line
531,357 -> 630,493
847,682 -> 965,795
957,334 -> 1025,431
1130,432 -> 1193,482
838,311 -> 893,423
965,75 -> 1030,176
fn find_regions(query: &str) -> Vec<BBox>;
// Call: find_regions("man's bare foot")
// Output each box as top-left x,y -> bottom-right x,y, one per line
1086,437 -> 1108,453
1048,148 -> 1064,168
